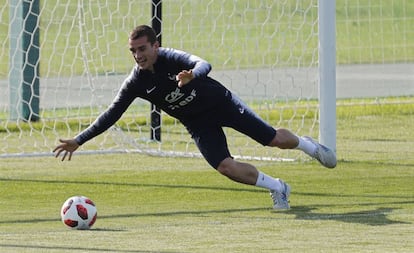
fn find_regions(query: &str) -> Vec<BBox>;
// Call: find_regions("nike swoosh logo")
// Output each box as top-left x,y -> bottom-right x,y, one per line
146,86 -> 156,94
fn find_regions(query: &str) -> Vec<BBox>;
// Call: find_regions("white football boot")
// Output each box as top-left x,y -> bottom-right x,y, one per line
303,136 -> 337,168
270,180 -> 291,210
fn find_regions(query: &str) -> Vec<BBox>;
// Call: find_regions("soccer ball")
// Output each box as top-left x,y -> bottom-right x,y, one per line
60,196 -> 97,230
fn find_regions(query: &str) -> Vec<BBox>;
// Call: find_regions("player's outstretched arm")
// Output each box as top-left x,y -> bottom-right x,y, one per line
53,138 -> 80,161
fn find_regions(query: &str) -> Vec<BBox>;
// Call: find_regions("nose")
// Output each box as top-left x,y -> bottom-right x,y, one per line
132,51 -> 140,59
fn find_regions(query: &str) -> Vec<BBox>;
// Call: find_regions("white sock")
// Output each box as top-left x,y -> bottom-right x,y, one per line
295,136 -> 317,156
255,171 -> 283,192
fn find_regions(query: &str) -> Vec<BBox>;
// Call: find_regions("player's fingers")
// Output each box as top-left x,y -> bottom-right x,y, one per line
53,144 -> 63,153
68,151 -> 73,161
54,148 -> 63,158
61,151 -> 67,161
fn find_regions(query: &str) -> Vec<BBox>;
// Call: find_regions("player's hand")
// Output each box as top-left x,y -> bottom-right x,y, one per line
176,70 -> 194,87
53,138 -> 80,161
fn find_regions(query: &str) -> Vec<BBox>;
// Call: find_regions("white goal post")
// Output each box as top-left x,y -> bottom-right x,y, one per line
0,0 -> 335,161
318,0 -> 336,152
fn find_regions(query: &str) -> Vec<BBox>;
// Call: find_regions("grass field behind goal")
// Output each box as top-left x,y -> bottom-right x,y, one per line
0,101 -> 413,252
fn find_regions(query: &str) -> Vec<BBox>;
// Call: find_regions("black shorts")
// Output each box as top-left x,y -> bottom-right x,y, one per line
183,92 -> 276,169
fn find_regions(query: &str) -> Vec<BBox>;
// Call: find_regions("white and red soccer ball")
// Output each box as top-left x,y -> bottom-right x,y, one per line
60,196 -> 97,230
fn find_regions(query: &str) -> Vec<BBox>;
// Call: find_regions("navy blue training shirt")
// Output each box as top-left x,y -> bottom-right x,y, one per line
75,47 -> 229,145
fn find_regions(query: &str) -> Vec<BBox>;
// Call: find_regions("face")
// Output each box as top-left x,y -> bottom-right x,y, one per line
128,36 -> 159,71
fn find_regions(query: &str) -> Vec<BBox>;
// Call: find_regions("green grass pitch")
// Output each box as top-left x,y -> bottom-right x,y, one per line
0,101 -> 414,252
1,0 -> 414,250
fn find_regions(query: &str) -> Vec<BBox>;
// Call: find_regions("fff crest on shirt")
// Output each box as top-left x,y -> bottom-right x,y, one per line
165,88 -> 185,103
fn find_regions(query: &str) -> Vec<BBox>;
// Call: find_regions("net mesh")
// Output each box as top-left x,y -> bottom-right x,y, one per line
4,0 -> 411,160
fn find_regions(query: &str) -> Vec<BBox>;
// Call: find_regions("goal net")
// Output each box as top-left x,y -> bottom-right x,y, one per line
1,0 -> 322,161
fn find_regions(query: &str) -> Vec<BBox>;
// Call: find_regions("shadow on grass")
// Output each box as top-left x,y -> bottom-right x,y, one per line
96,205 -> 413,227
287,206 -> 411,226
0,244 -> 183,253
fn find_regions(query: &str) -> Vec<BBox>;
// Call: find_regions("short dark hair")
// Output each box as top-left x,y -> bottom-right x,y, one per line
129,25 -> 157,45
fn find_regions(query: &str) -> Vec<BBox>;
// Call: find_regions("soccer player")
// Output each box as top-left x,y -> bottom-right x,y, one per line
53,25 -> 336,210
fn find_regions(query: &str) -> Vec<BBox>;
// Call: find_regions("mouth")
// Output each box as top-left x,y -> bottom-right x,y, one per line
136,58 -> 146,65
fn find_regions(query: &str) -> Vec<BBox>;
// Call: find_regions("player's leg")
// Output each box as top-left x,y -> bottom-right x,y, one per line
222,93 -> 336,168
217,158 -> 290,209
188,124 -> 290,209
267,130 -> 337,168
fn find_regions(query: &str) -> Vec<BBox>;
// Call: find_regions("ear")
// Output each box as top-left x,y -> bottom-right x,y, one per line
153,41 -> 160,49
